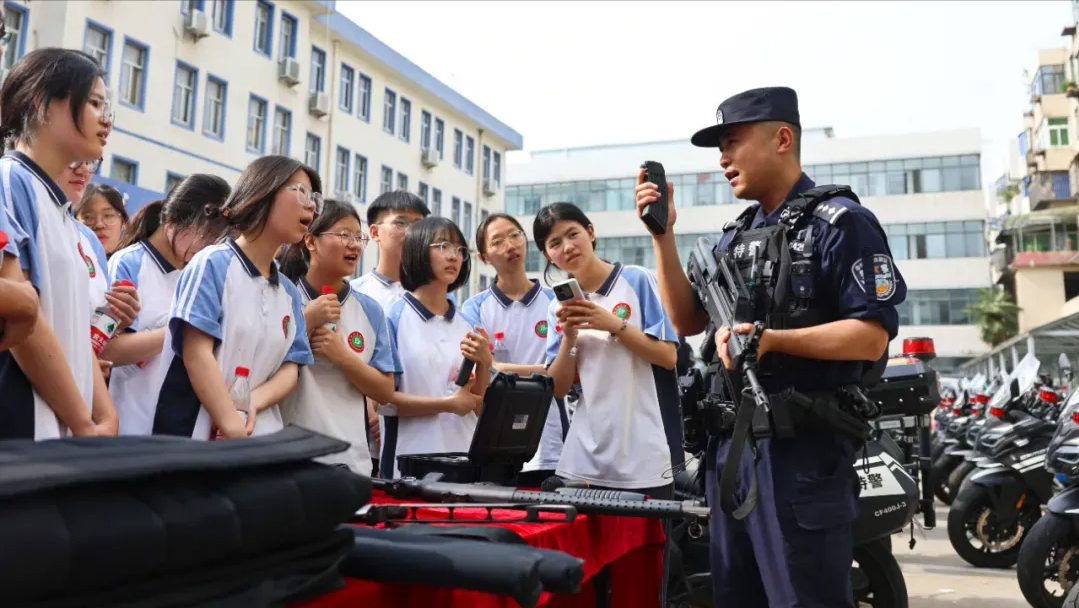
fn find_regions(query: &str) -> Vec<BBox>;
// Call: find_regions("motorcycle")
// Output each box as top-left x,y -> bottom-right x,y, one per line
668,337 -> 940,608
947,355 -> 1070,570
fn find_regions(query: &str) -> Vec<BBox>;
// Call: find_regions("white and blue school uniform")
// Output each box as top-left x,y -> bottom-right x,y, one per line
0,151 -> 97,440
107,240 -> 180,436
153,238 -> 313,440
282,277 -> 399,475
74,222 -> 111,320
544,263 -> 680,490
351,270 -> 405,312
462,280 -> 567,471
381,293 -> 483,479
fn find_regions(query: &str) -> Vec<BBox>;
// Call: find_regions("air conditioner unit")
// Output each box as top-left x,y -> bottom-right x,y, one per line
309,92 -> 330,118
278,57 -> 301,87
421,148 -> 440,168
483,178 -> 499,196
183,9 -> 211,39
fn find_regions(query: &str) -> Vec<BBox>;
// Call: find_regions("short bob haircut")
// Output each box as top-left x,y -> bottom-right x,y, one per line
223,155 -> 321,239
0,48 -> 106,147
532,201 -> 598,285
400,216 -> 470,293
366,189 -> 430,226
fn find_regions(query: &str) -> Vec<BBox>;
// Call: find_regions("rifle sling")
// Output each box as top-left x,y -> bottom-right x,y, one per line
717,390 -> 759,520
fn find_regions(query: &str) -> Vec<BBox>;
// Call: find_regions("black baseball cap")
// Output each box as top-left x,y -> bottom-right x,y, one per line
690,86 -> 801,148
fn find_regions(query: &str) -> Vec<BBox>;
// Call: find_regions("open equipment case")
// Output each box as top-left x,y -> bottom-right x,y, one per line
396,372 -> 555,486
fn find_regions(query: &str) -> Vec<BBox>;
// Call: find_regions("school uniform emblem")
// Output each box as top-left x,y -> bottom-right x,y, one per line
612,302 -> 632,320
282,315 -> 291,337
851,254 -> 897,301
77,242 -> 96,278
535,320 -> 548,338
348,331 -> 365,353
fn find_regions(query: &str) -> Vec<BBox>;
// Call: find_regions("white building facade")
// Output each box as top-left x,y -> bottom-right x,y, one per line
505,129 -> 992,372
2,0 -> 521,298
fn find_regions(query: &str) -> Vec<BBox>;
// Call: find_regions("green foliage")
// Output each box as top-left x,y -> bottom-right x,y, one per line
966,287 -> 1021,346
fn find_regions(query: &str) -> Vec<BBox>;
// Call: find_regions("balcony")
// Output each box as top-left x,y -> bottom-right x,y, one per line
1029,171 -> 1075,210
993,205 -> 1079,276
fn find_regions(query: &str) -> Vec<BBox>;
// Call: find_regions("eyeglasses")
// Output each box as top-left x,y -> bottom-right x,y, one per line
78,211 -> 123,227
286,183 -> 323,214
89,94 -> 114,126
487,230 -> 526,252
430,241 -> 469,260
69,158 -> 103,173
379,217 -> 413,231
322,232 -> 369,247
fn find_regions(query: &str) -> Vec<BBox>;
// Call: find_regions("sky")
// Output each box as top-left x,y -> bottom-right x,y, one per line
339,0 -> 1075,182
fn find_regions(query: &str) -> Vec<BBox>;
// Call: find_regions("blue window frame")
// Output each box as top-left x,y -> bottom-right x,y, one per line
304,133 -> 321,175
202,75 -> 228,141
2,1 -> 27,68
310,46 -> 326,93
383,88 -> 397,135
118,36 -> 150,112
210,0 -> 234,37
353,154 -> 368,203
253,0 -> 274,57
334,146 -> 351,194
111,154 -> 140,186
165,171 -> 185,194
339,63 -> 354,113
357,73 -> 371,122
82,19 -> 114,85
271,105 -> 292,156
170,60 -> 199,130
180,0 -> 205,14
245,94 -> 269,155
278,11 -> 298,59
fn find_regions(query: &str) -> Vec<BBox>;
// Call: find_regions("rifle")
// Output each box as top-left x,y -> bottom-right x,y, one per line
371,474 -> 710,520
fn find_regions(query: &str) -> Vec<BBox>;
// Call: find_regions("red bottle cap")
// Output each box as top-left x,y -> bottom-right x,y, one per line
494,331 -> 505,340
117,279 -> 134,287
322,285 -> 335,295
0,230 -> 7,251
555,325 -> 562,332
235,366 -> 250,377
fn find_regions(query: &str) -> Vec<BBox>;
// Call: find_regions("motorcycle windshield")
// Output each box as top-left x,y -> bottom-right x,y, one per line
1048,386 -> 1079,461
987,354 -> 1040,410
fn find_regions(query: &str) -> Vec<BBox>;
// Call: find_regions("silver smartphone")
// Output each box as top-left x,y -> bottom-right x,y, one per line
552,278 -> 585,302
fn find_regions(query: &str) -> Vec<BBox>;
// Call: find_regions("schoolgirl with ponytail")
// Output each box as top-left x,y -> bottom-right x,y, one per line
279,199 -> 396,475
105,174 -> 230,435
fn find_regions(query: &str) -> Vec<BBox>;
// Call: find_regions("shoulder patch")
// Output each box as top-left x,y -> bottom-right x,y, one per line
852,254 -> 897,301
812,200 -> 850,225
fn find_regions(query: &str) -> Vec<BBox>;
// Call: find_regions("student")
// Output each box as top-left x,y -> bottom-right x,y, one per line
0,48 -> 119,439
462,213 -> 566,474
279,199 -> 397,475
107,174 -> 230,436
0,211 -> 37,352
75,182 -> 128,257
153,155 -> 316,440
535,202 -> 681,497
381,216 -> 491,479
350,190 -> 431,310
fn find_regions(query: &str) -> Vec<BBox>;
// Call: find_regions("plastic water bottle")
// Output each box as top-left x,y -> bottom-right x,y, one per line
90,279 -> 134,355
492,331 -> 510,364
214,366 -> 251,440
321,285 -> 338,333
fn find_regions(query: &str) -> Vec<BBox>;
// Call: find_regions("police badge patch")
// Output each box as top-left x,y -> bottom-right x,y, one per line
851,254 -> 897,301
716,108 -> 724,124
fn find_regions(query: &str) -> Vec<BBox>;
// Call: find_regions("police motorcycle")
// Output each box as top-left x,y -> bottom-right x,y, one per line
947,355 -> 1071,570
669,337 -> 940,608
932,372 -> 1006,505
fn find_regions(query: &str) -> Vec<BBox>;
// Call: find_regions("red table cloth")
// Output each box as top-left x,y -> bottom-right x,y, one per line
295,491 -> 667,608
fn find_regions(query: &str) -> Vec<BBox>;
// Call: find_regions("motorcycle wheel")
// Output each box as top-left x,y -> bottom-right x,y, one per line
932,454 -> 960,505
1018,513 -> 1079,608
947,460 -> 977,500
851,540 -> 908,608
931,441 -> 946,463
947,483 -> 1040,569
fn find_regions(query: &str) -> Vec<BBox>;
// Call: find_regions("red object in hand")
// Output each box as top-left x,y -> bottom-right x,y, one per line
322,285 -> 335,295
494,331 -> 505,340
117,279 -> 134,287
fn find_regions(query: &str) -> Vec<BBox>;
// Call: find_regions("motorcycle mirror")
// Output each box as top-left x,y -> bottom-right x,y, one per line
1010,378 -> 1020,399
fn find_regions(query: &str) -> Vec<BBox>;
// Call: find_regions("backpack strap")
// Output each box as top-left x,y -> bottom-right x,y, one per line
722,203 -> 760,233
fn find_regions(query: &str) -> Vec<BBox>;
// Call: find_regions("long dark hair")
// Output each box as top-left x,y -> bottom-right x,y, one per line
223,155 -> 321,239
0,48 -> 105,147
279,199 -> 362,282
75,183 -> 128,224
532,202 -> 597,285
475,212 -> 526,286
400,216 -> 470,293
116,173 -> 231,253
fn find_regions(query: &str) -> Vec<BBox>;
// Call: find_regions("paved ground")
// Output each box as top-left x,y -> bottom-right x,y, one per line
897,507 -> 1030,607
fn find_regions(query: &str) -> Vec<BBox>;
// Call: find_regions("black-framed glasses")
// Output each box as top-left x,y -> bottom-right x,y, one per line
322,231 -> 368,247
69,158 -> 103,173
430,241 -> 469,259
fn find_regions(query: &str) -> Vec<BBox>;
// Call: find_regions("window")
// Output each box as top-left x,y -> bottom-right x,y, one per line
451,197 -> 461,225
480,209 -> 489,226
305,134 -> 321,174
465,136 -> 475,175
165,173 -> 184,194
279,13 -> 297,60
202,77 -> 226,139
253,1 -> 272,56
493,152 -> 502,186
1033,65 -> 1067,97
434,119 -> 445,158
339,64 -> 354,113
463,201 -> 473,242
246,96 -> 267,153
397,173 -> 408,192
432,189 -> 442,216
383,89 -> 397,134
181,0 -> 200,13
334,147 -> 350,194
112,157 -> 137,185
119,39 -> 148,109
171,63 -> 197,128
482,145 -> 491,180
1049,117 -> 1070,147
453,130 -> 463,169
420,111 -> 432,150
353,155 -> 367,202
83,23 -> 111,74
211,0 -> 233,35
895,289 -> 981,326
357,74 -> 371,121
1,4 -> 25,71
272,107 -> 291,155
418,182 -> 429,205
310,47 -> 326,93
380,166 -> 393,194
399,97 -> 411,142
884,220 -> 985,260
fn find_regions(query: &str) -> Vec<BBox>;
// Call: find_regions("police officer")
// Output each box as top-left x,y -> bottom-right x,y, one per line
636,87 -> 906,607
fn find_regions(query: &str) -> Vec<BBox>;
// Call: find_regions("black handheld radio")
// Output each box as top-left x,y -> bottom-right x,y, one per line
640,161 -> 668,236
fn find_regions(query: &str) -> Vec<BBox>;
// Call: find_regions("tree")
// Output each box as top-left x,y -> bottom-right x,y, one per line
966,287 -> 1021,347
